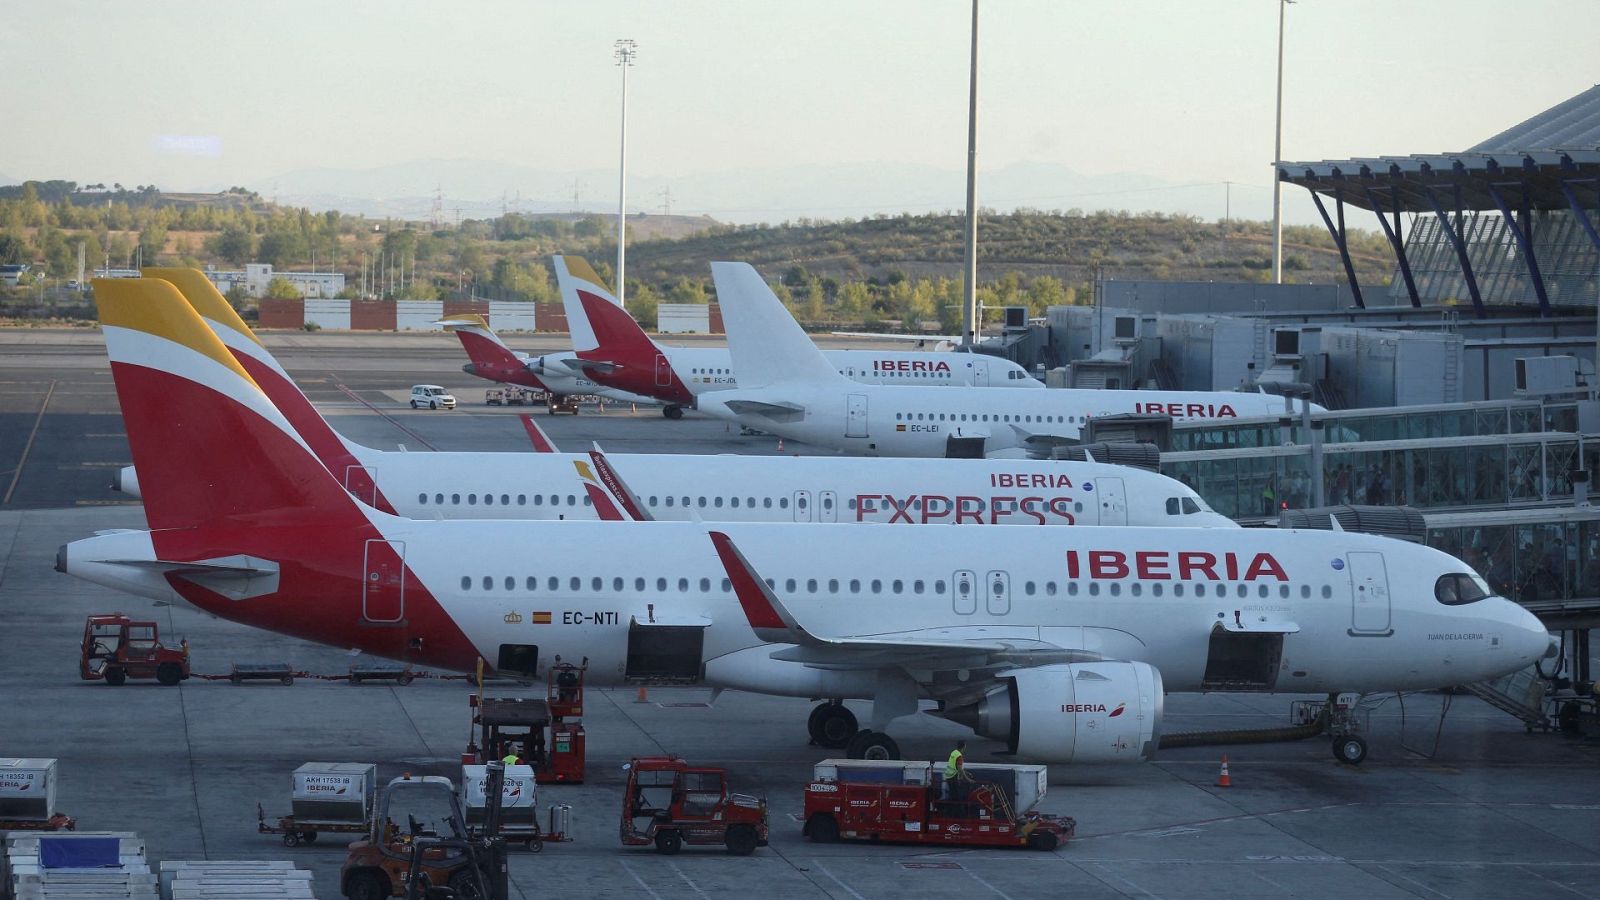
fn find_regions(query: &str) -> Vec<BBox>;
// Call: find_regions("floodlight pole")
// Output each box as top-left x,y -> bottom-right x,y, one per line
961,0 -> 980,347
1271,0 -> 1293,284
614,39 -> 637,307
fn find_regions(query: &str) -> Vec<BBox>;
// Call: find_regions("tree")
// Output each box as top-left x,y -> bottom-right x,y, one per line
264,277 -> 301,299
224,284 -> 251,311
208,227 -> 255,264
629,283 -> 659,331
258,231 -> 309,268
666,276 -> 708,305
0,232 -> 26,265
138,224 -> 168,264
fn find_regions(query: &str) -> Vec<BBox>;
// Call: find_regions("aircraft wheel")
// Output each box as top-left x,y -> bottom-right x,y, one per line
104,667 -> 127,687
846,730 -> 900,761
156,663 -> 182,686
664,405 -> 684,420
1333,735 -> 1368,766
812,704 -> 858,749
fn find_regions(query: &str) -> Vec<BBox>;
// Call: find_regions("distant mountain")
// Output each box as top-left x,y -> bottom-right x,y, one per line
256,158 -> 1285,227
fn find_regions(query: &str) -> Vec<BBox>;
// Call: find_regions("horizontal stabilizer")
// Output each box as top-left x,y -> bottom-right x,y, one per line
561,357 -> 617,374
723,399 -> 807,422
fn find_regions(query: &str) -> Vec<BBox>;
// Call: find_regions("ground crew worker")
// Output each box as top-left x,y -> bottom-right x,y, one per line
501,744 -> 521,766
943,740 -> 967,800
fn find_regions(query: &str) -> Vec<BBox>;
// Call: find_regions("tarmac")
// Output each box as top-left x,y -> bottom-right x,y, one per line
5,328 -> 1600,899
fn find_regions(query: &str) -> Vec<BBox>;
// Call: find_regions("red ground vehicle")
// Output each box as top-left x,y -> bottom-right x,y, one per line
465,661 -> 586,784
79,614 -> 190,686
340,771 -> 507,900
801,759 -> 1073,851
620,756 -> 769,855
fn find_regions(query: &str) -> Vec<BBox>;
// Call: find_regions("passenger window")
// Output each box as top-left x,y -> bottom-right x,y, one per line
468,494 -> 477,506
721,578 -> 731,592
1321,585 -> 1333,598
785,578 -> 796,592
850,579 -> 861,592
1196,584 -> 1206,597
1152,584 -> 1163,597
504,576 -> 514,590
698,497 -> 707,508
730,497 -> 739,508
678,578 -> 689,592
484,494 -> 493,506
635,578 -> 645,592
913,580 -> 924,594
526,577 -> 535,591
763,498 -> 772,508
892,579 -> 903,593
1258,584 -> 1269,598
714,497 -> 724,508
435,493 -> 444,505
452,494 -> 461,505
1025,581 -> 1036,596
780,498 -> 789,509
1174,584 -> 1184,597
534,495 -> 543,506
517,494 -> 526,505
614,577 -> 624,592
699,578 -> 710,592
823,496 -> 833,511
798,496 -> 808,509
1088,583 -> 1100,596
1109,583 -> 1120,596
1067,582 -> 1078,596
547,576 -> 558,591
418,493 -> 427,505
1131,583 -> 1142,597
1300,585 -> 1311,598
807,579 -> 817,593
665,496 -> 674,507
482,576 -> 492,590
569,577 -> 580,591
1045,582 -> 1057,596
1280,585 -> 1290,598
461,576 -> 471,590
502,494 -> 510,506
829,579 -> 839,592
656,578 -> 667,592
871,579 -> 882,593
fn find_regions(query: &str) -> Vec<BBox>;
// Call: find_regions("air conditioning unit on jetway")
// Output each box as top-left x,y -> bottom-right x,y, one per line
1515,355 -> 1595,399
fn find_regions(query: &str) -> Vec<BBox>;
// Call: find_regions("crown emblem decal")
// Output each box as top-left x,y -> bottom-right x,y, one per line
503,611 -> 524,624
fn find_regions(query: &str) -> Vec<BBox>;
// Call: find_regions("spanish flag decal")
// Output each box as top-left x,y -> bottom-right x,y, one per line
896,424 -> 907,432
531,611 -> 553,625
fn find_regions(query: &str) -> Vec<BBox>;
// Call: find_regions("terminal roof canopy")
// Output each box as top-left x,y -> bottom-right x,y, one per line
1278,84 -> 1600,213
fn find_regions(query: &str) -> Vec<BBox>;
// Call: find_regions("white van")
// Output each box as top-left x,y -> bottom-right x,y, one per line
409,385 -> 456,410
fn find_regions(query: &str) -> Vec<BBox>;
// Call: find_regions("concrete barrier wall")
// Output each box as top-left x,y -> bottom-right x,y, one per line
396,300 -> 444,330
489,300 -> 536,331
304,299 -> 351,330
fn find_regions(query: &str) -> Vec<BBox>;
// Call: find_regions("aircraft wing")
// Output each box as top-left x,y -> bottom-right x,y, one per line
708,531 -> 1095,671
1008,423 -> 1078,451
829,331 -> 960,351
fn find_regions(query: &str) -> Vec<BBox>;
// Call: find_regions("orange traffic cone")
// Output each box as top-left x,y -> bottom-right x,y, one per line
635,685 -> 649,703
1216,755 -> 1232,787
777,438 -> 785,452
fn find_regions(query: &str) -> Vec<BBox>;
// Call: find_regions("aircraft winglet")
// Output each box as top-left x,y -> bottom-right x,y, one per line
518,415 -> 559,453
707,530 -> 814,644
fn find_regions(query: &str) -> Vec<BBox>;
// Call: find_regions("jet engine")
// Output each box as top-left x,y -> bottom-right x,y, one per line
944,661 -> 1163,764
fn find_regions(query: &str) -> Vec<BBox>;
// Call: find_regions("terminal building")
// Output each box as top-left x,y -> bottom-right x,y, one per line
204,263 -> 345,299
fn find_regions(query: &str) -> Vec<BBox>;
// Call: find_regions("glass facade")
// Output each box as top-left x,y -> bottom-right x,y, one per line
1428,518 -> 1600,609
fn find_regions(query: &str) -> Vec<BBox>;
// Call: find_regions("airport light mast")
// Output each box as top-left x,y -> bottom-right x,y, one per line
614,38 -> 638,307
960,0 -> 980,347
1271,0 -> 1293,285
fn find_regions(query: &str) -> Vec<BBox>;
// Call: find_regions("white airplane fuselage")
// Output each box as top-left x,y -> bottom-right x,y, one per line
698,381 -> 1313,458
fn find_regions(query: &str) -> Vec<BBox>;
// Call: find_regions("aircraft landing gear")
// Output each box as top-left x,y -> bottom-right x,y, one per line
1333,735 -> 1368,766
663,405 -> 685,420
845,731 -> 900,760
808,701 -> 857,749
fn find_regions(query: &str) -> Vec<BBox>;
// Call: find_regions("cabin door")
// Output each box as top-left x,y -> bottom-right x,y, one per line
1347,551 -> 1393,635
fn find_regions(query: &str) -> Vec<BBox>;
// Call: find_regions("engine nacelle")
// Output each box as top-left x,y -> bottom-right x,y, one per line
114,465 -> 141,498
951,661 -> 1163,764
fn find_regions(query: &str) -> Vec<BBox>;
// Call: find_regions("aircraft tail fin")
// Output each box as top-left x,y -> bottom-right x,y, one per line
93,278 -> 370,533
519,414 -> 559,453
553,256 -> 617,353
710,262 -> 846,389
143,268 -> 395,513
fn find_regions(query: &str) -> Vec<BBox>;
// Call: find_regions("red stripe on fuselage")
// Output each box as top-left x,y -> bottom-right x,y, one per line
575,290 -> 694,405
114,363 -> 482,671
230,353 -> 397,514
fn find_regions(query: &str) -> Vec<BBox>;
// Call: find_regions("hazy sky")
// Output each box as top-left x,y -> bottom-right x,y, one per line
3,0 -> 1596,224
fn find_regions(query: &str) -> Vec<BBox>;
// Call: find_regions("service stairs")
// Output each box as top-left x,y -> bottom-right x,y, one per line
1463,666 -> 1549,731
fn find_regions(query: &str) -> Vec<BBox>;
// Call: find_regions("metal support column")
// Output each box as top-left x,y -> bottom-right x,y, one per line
1310,191 -> 1365,309
1487,181 -> 1551,317
1423,186 -> 1486,317
1563,182 -> 1600,252
1364,186 -> 1420,307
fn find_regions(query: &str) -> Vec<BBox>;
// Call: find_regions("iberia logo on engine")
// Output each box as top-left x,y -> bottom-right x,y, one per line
1063,702 -> 1127,716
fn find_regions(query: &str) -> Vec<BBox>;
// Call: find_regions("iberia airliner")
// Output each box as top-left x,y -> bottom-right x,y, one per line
63,277 -> 1550,765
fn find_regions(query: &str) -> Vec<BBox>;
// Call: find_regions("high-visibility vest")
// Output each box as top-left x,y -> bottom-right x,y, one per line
945,749 -> 963,778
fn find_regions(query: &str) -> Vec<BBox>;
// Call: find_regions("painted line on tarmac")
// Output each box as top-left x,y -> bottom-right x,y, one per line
1516,865 -> 1594,900
964,867 -> 1015,900
1081,862 -> 1160,899
3,379 -> 55,505
668,861 -> 710,899
335,383 -> 437,450
810,861 -> 868,900
618,860 -> 663,900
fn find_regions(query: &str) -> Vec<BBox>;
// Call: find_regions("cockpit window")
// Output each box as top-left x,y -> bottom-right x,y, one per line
1435,572 -> 1490,606
1165,498 -> 1180,515
1181,497 -> 1201,514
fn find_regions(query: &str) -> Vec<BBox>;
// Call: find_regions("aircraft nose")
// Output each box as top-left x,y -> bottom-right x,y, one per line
1499,599 -> 1553,665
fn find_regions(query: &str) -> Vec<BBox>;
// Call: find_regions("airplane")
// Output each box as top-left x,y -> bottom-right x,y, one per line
436,313 -> 655,407
126,268 -> 1233,529
62,276 -> 1553,766
553,256 -> 1043,420
697,262 -> 1327,459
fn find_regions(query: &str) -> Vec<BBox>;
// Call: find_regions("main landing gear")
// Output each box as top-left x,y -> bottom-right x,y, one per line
663,405 -> 685,420
807,701 -> 902,760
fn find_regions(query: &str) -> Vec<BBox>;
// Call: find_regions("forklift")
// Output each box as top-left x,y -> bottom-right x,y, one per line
619,756 -> 769,855
465,660 -> 586,784
79,614 -> 190,686
341,768 -> 509,900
